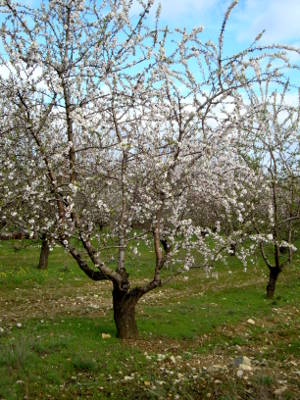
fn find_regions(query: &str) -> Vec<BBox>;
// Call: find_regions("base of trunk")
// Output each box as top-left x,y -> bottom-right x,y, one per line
266,267 -> 281,299
113,286 -> 140,339
38,235 -> 50,269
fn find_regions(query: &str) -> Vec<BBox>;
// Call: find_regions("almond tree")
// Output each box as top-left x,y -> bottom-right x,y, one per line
1,0 -> 298,337
0,76 -> 51,267
231,77 -> 300,298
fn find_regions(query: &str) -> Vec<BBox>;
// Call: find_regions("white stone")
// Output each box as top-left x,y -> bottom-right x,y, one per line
208,364 -> 227,372
239,364 -> 252,372
274,386 -> 288,396
247,318 -> 255,325
237,370 -> 243,378
89,304 -> 100,309
234,356 -> 251,367
101,333 -> 111,339
123,375 -> 134,381
170,355 -> 176,364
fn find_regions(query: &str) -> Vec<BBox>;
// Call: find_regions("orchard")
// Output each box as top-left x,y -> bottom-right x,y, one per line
0,2 -> 299,398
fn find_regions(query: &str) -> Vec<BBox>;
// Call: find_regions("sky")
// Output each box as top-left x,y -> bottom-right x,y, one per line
155,0 -> 300,47
5,0 -> 300,56
2,0 -> 300,86
20,0 -> 300,48
151,0 -> 300,87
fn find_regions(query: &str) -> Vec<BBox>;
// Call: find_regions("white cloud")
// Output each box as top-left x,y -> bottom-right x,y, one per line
137,0 -> 299,47
234,0 -> 300,43
132,0 -> 222,26
156,0 -> 218,21
282,91 -> 300,107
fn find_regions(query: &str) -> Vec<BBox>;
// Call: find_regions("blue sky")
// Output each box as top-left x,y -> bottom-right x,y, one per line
128,0 -> 299,90
149,0 -> 300,70
156,0 -> 300,46
2,0 -> 300,86
9,0 -> 300,57
22,0 -> 300,48
152,0 -> 300,87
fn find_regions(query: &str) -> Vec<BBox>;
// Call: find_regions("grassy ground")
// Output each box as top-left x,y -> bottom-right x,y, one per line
0,239 -> 299,399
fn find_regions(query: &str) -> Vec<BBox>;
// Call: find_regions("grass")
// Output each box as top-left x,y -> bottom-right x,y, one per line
0,240 -> 87,290
0,239 -> 299,399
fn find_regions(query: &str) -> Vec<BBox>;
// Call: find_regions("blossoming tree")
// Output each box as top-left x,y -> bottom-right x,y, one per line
230,76 -> 300,297
1,0 -> 299,337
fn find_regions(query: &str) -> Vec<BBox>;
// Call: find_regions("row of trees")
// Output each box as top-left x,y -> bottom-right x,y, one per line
0,0 -> 299,338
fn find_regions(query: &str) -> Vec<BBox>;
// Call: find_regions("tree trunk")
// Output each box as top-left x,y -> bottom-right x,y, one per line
0,220 -> 6,231
230,242 -> 236,256
266,267 -> 281,299
112,285 -> 141,339
279,246 -> 288,254
98,223 -> 104,231
288,229 -> 293,264
38,234 -> 50,269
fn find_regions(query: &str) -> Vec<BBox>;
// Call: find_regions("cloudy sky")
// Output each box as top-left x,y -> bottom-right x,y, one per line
156,0 -> 300,50
2,0 -> 300,79
10,0 -> 300,51
22,0 -> 300,46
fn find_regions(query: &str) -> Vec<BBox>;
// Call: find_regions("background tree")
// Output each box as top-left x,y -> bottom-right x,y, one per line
231,78 -> 300,298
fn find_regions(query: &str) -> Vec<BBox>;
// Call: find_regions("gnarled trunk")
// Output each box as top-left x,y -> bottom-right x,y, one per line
266,267 -> 281,299
38,234 -> 49,269
113,285 -> 141,339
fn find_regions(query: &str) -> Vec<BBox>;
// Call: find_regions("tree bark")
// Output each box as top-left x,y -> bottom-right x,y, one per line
288,228 -> 293,264
0,220 -> 6,231
112,285 -> 141,339
38,234 -> 50,269
279,246 -> 288,254
230,242 -> 236,256
266,267 -> 281,299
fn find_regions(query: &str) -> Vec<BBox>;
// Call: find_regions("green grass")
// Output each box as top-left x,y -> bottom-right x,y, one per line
0,240 -> 87,289
0,238 -> 299,399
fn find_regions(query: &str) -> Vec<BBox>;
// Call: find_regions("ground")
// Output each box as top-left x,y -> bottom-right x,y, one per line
0,240 -> 299,399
